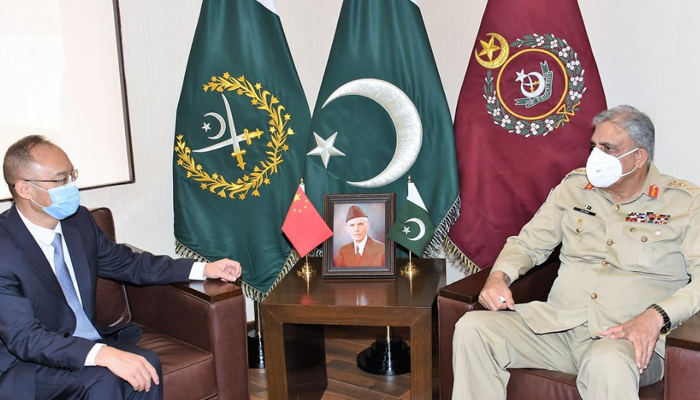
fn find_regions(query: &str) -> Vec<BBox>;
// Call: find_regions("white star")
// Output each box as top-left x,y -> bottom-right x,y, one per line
202,122 -> 211,132
307,132 -> 345,169
402,226 -> 411,235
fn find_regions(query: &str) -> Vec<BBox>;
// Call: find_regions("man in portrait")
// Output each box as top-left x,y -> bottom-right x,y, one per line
336,205 -> 385,267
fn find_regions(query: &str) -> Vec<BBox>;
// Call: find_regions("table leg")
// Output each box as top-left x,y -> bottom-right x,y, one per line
411,311 -> 433,399
262,307 -> 327,399
284,324 -> 327,398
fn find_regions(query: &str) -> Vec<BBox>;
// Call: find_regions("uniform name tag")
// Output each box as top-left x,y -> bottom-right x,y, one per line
573,207 -> 596,216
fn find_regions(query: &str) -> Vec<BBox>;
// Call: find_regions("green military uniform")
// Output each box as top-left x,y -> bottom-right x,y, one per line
452,163 -> 700,400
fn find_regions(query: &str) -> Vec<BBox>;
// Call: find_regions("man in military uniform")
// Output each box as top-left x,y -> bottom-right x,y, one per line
452,105 -> 700,400
336,205 -> 386,267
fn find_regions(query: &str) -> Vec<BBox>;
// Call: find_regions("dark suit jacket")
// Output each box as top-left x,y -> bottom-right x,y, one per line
0,205 -> 193,398
336,236 -> 385,267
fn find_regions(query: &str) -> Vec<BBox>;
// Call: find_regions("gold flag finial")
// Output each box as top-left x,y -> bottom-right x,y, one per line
407,175 -> 412,183
300,178 -> 305,185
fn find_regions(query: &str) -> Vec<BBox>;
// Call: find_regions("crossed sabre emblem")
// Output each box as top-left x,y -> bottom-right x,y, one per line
193,93 -> 263,170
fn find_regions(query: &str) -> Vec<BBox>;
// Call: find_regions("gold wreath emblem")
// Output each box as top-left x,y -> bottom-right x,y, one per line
175,73 -> 295,200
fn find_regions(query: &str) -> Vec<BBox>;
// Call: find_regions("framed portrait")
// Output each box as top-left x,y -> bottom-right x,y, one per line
322,193 -> 395,279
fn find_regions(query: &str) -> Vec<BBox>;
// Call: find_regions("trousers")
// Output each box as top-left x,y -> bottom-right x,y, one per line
34,341 -> 162,400
452,310 -> 664,400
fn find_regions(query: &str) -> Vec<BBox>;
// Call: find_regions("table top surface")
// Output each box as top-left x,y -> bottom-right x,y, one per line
263,257 -> 445,310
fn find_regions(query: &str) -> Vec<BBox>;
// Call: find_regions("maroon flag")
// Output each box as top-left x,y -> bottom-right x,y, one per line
447,0 -> 607,272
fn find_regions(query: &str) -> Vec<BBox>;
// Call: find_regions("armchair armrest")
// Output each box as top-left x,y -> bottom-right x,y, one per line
125,279 -> 249,400
664,311 -> 700,400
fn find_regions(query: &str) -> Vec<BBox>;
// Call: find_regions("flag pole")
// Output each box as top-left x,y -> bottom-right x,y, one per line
296,178 -> 317,278
400,176 -> 419,277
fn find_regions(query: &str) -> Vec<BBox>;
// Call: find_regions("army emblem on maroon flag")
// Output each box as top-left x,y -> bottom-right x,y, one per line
475,33 -> 587,137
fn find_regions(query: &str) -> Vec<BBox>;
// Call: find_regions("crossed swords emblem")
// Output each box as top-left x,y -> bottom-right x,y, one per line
193,93 -> 263,170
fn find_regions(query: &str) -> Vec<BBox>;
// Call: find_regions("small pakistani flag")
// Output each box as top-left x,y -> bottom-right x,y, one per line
388,179 -> 435,256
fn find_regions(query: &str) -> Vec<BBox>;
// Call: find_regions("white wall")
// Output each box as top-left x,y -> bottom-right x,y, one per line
3,0 -> 699,318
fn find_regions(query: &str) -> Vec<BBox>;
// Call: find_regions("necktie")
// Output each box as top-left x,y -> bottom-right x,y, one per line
355,245 -> 361,266
52,233 -> 101,341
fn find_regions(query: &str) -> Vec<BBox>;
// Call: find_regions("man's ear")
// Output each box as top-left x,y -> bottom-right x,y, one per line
635,148 -> 649,168
13,180 -> 34,200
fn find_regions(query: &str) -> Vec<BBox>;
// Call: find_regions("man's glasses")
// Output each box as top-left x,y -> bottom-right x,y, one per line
13,169 -> 79,188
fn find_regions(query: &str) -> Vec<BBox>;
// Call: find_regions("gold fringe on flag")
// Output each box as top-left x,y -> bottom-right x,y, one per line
442,235 -> 481,276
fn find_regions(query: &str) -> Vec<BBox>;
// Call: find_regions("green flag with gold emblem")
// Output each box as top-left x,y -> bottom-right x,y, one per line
304,0 -> 459,256
173,0 -> 310,299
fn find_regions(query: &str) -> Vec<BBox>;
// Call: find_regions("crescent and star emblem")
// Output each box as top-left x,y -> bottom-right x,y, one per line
474,33 -> 509,69
307,78 -> 423,188
403,217 -> 426,241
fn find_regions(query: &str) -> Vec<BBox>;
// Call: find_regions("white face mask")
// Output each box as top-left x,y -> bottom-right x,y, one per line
586,147 -> 638,188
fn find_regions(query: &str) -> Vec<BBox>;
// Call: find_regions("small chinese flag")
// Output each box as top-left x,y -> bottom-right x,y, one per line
282,184 -> 333,257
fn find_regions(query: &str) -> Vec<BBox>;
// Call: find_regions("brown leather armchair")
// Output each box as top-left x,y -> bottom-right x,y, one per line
90,207 -> 250,400
438,259 -> 700,400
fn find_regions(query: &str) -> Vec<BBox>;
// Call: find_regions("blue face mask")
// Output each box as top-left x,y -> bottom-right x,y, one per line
30,182 -> 81,220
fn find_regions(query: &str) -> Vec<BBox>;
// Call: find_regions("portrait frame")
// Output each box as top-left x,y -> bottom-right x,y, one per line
322,193 -> 396,279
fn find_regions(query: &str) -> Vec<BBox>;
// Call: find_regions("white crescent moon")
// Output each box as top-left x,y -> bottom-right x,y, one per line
405,218 -> 426,241
322,78 -> 423,188
203,112 -> 226,140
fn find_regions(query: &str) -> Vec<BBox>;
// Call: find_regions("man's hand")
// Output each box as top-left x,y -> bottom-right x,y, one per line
94,346 -> 159,392
478,271 -> 515,311
204,258 -> 242,282
600,308 -> 663,374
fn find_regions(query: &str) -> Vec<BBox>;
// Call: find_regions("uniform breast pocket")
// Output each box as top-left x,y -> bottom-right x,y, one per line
621,225 -> 669,272
562,213 -> 603,256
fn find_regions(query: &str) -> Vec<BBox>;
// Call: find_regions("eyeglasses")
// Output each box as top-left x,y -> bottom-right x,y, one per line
13,169 -> 79,188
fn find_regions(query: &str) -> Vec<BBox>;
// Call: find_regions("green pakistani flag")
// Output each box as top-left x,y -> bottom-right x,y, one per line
304,0 -> 459,256
388,180 -> 435,256
173,0 -> 310,300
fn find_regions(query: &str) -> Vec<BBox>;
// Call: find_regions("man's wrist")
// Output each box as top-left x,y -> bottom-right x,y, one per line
647,303 -> 672,333
489,270 -> 511,286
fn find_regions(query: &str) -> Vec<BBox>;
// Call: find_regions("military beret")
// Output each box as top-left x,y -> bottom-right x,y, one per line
346,205 -> 368,222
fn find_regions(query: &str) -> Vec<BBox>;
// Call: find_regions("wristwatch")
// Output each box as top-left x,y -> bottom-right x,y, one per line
648,303 -> 672,334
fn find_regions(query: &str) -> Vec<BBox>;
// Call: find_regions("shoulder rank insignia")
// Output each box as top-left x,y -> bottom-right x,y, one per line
670,179 -> 698,191
625,212 -> 670,225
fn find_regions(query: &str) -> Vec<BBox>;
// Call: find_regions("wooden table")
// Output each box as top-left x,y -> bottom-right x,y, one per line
261,257 -> 445,399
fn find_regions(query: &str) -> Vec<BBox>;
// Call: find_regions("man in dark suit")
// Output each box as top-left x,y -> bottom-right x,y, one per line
0,135 -> 242,400
335,205 -> 385,267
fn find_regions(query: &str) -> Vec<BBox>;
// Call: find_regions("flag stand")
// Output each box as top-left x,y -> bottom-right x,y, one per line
296,255 -> 316,277
400,251 -> 419,277
247,301 -> 265,369
358,258 -> 416,376
357,325 -> 411,376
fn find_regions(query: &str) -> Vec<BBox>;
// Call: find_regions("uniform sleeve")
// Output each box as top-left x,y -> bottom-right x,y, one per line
492,185 -> 565,284
658,195 -> 700,328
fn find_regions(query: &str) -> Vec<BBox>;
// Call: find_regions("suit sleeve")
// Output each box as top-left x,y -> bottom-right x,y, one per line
336,248 -> 347,267
82,208 -> 193,285
0,258 -> 94,372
